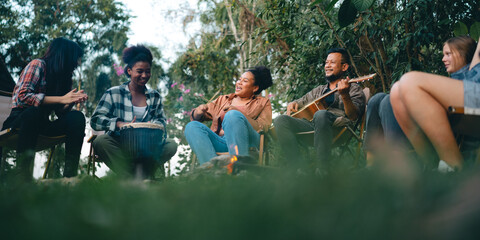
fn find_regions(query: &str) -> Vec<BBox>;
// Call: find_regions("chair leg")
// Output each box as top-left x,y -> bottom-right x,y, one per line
258,134 -> 265,165
191,154 -> 197,171
92,156 -> 96,177
43,146 -> 56,179
167,160 -> 171,177
87,143 -> 95,175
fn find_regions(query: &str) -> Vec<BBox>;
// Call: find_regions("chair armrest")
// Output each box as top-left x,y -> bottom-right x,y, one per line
448,106 -> 465,114
0,90 -> 12,97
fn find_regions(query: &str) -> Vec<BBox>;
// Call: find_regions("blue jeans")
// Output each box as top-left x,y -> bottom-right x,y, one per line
184,110 -> 260,164
364,93 -> 410,152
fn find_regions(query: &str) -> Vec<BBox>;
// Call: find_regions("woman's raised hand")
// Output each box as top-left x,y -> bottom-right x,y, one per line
62,88 -> 88,104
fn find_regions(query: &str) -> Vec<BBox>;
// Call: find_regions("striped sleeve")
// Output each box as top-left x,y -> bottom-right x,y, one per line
90,89 -> 120,132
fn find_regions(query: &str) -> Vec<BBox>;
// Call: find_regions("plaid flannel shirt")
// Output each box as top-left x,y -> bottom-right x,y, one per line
12,59 -> 47,108
90,81 -> 167,137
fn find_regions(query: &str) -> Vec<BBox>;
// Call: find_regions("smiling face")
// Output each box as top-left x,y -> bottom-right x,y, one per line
235,71 -> 259,98
442,43 -> 466,74
127,61 -> 151,87
324,52 -> 348,81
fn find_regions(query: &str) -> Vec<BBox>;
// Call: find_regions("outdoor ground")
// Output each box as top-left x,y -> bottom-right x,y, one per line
1,159 -> 480,240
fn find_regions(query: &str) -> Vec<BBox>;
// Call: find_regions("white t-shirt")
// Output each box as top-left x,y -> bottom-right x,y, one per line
133,105 -> 147,119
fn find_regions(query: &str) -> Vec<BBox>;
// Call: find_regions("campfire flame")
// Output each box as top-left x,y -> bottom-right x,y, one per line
227,145 -> 239,174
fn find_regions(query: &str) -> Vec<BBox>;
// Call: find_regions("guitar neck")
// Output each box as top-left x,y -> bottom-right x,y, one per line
311,73 -> 376,101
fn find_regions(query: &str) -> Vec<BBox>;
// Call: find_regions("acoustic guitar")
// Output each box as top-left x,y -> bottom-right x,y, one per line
288,73 -> 376,121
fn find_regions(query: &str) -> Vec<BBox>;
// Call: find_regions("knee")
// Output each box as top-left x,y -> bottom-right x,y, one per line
163,139 -> 178,158
273,115 -> 290,128
397,71 -> 424,93
368,93 -> 388,111
92,134 -> 110,149
222,110 -> 246,127
184,121 -> 205,136
313,110 -> 329,121
66,111 -> 86,128
379,95 -> 393,113
313,110 -> 332,127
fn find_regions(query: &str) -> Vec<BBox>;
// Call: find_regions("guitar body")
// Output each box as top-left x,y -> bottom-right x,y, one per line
291,99 -> 326,121
288,73 -> 376,121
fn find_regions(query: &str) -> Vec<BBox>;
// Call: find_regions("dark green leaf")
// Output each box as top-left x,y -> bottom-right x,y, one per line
338,0 -> 358,28
454,21 -> 468,36
470,21 -> 480,41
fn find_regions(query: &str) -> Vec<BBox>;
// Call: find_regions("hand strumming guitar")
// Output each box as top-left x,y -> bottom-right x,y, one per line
286,102 -> 299,115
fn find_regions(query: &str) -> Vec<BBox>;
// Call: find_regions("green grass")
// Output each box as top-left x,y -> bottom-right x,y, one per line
0,162 -> 478,240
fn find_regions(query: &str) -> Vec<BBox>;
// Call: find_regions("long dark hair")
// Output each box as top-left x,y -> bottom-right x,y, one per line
42,37 -> 84,96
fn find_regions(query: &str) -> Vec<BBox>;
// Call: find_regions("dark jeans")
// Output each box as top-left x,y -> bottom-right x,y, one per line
273,110 -> 340,169
364,93 -> 411,153
2,107 -> 85,179
92,134 -> 178,177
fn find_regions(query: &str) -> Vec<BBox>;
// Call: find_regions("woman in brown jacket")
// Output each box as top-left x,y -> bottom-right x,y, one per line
184,66 -> 273,165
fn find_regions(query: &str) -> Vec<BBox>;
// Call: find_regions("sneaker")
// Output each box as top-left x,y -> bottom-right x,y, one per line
438,160 -> 454,173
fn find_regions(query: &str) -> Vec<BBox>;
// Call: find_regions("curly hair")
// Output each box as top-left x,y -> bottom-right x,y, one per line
247,66 -> 273,95
122,45 -> 153,77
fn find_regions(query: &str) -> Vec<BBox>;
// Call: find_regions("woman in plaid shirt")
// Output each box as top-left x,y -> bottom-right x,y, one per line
90,45 -> 177,178
2,37 -> 88,181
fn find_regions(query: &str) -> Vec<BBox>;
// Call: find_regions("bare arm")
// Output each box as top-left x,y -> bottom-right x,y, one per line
43,88 -> 88,105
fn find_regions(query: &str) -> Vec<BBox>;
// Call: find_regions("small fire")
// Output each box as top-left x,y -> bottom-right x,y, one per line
227,155 -> 238,174
227,145 -> 239,174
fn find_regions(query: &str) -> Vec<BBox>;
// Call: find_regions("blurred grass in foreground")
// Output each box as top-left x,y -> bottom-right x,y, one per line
1,164 -> 480,240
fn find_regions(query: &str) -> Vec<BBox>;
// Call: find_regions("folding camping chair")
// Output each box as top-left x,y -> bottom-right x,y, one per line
0,90 -> 66,179
294,88 -> 371,167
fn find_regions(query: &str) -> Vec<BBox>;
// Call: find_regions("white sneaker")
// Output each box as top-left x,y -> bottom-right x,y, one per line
438,160 -> 454,173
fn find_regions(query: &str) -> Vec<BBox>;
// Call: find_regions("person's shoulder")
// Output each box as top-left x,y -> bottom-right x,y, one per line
104,84 -> 125,94
254,95 -> 270,102
27,59 -> 46,68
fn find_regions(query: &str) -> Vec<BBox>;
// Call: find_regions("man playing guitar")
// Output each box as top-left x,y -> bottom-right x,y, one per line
273,48 -> 366,173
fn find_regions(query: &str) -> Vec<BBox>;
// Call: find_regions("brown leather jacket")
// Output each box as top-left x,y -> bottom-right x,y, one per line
190,93 -> 272,134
